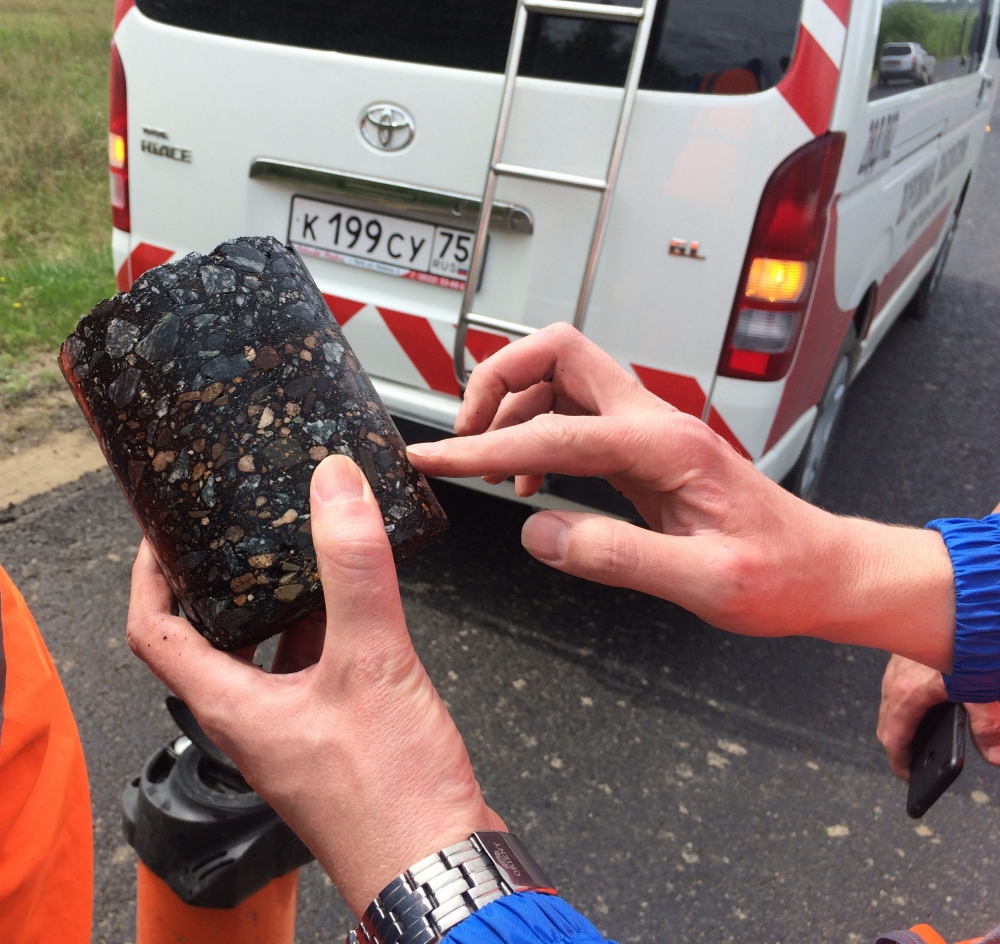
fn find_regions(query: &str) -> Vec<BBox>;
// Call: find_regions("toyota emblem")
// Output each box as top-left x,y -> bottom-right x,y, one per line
360,104 -> 415,152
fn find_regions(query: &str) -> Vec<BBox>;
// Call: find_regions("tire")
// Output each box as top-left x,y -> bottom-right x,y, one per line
906,198 -> 960,320
784,326 -> 858,504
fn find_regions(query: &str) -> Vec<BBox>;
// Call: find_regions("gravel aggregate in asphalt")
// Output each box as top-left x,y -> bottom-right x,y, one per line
2,97 -> 999,944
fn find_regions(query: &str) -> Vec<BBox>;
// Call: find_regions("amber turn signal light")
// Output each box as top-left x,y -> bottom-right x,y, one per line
108,132 -> 126,170
744,258 -> 808,303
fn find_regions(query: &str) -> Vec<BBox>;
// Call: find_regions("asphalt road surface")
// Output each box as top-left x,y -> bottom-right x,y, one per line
3,102 -> 1000,944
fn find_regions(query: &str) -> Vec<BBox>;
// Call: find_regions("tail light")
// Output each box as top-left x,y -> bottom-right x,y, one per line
113,0 -> 135,30
717,132 -> 845,381
109,42 -> 130,232
912,54 -> 917,69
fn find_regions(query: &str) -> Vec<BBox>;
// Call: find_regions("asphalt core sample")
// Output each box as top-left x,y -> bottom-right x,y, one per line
60,236 -> 448,650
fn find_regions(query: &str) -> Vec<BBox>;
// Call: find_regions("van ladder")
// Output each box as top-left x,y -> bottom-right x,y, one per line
453,0 -> 658,387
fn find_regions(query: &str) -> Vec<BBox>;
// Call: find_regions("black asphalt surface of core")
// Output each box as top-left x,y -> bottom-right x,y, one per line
3,101 -> 1000,944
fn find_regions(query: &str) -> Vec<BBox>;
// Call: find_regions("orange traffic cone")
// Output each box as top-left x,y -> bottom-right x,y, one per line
123,698 -> 313,943
136,863 -> 298,944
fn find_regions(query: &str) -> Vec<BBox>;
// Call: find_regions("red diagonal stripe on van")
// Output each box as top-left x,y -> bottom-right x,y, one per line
823,0 -> 851,26
377,308 -> 461,397
631,365 -> 705,417
705,409 -> 752,460
322,294 -> 365,327
117,242 -> 175,291
778,26 -> 839,136
465,328 -> 510,365
130,243 -> 175,282
874,201 -> 952,317
631,364 -> 750,459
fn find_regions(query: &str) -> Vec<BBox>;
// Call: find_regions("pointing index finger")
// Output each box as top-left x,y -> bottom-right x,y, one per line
456,323 -> 656,436
410,410 -> 717,492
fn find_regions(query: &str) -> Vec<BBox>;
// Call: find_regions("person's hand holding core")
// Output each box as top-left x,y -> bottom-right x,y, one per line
126,454 -> 504,916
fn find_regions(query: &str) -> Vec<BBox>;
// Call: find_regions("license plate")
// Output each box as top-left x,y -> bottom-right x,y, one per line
288,195 -> 474,291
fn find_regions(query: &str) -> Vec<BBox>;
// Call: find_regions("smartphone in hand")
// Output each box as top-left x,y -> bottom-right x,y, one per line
907,701 -> 967,819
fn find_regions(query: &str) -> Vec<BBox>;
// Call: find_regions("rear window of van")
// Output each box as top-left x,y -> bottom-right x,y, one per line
135,0 -> 801,94
882,44 -> 914,56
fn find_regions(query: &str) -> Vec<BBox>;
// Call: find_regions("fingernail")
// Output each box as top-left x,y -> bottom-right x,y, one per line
406,442 -> 445,459
986,746 -> 1000,765
313,456 -> 366,503
522,513 -> 569,563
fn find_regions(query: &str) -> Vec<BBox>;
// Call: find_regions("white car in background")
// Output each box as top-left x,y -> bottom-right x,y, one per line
107,0 -> 998,511
880,41 -> 936,85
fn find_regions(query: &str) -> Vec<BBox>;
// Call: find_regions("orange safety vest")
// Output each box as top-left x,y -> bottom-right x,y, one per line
0,565 -> 93,943
885,924 -> 1000,944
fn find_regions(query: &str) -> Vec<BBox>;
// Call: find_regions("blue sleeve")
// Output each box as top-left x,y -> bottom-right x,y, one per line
446,893 -> 615,944
926,513 -> 1000,703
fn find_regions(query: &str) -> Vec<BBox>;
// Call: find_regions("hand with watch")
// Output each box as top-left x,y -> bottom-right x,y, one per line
126,455 -> 577,944
348,832 -> 556,944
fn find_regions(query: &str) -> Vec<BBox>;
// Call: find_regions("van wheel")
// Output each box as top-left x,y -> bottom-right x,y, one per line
784,326 -> 858,503
907,200 -> 960,320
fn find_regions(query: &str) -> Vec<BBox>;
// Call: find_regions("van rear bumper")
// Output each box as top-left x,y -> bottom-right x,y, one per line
379,376 -> 815,515
371,377 -> 459,433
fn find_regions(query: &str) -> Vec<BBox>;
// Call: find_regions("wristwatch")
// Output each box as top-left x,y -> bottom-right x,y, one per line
346,831 -> 557,944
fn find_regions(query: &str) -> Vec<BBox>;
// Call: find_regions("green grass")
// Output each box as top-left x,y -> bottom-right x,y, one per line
0,351 -> 61,402
0,248 -> 115,354
0,0 -> 115,365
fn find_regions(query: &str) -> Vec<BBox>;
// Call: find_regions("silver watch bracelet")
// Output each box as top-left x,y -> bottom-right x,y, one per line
347,831 -> 556,944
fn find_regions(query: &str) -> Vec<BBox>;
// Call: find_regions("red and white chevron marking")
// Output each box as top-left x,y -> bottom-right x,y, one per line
116,242 -> 175,292
329,296 -> 508,399
778,0 -> 850,136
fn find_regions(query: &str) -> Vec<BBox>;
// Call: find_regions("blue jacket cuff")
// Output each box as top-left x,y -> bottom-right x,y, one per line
445,892 -> 613,944
926,513 -> 1000,703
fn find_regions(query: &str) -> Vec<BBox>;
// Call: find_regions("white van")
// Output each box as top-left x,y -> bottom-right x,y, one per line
107,0 -> 998,510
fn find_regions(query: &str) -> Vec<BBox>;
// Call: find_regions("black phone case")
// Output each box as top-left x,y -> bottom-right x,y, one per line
906,701 -> 966,819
